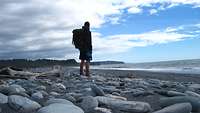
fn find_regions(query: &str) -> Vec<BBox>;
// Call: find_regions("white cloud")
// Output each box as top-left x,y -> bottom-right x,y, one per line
92,26 -> 196,56
149,9 -> 158,15
128,7 -> 143,14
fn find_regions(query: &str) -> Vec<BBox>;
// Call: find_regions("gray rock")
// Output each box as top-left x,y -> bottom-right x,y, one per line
153,103 -> 192,113
8,91 -> 30,97
36,85 -> 47,91
185,91 -> 200,98
94,107 -> 112,113
102,86 -> 120,94
32,92 -> 44,100
81,88 -> 96,96
95,96 -> 151,113
2,84 -> 26,95
0,93 -> 8,104
91,84 -> 105,96
155,90 -> 186,97
52,83 -> 66,92
167,91 -> 186,97
49,91 -> 61,97
37,103 -> 84,113
65,93 -> 76,103
45,98 -> 74,106
9,84 -> 26,93
188,84 -> 200,91
8,95 -> 41,112
80,96 -> 98,112
160,96 -> 200,112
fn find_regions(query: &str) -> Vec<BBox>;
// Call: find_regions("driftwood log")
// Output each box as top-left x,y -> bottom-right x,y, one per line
0,66 -> 63,79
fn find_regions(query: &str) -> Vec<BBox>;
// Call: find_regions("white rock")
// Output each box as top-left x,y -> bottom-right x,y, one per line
37,103 -> 84,113
8,95 -> 41,112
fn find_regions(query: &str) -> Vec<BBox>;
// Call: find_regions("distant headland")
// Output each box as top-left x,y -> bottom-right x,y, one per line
0,59 -> 124,68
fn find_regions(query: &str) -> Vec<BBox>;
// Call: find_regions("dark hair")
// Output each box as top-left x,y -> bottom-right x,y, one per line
84,21 -> 90,27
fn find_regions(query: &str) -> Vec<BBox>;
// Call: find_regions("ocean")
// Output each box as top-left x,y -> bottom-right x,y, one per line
92,59 -> 200,74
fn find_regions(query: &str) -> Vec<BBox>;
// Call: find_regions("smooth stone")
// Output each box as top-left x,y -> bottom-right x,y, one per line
0,93 -> 8,104
153,103 -> 192,113
185,91 -> 200,98
2,84 -> 26,95
95,96 -> 152,113
160,96 -> 200,112
9,84 -> 26,92
49,91 -> 61,97
36,85 -> 47,91
105,94 -> 127,101
8,91 -> 30,97
45,98 -> 74,106
102,86 -> 119,94
188,84 -> 200,91
37,103 -> 84,113
8,95 -> 41,112
65,93 -> 76,103
167,91 -> 186,97
91,84 -> 105,96
80,96 -> 98,113
81,88 -> 96,96
94,107 -> 112,113
52,83 -> 66,92
32,92 -> 44,100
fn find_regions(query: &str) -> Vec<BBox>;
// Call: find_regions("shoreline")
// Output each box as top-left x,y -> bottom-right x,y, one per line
91,69 -> 200,83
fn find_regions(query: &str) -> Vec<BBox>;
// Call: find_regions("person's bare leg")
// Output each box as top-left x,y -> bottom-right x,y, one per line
85,61 -> 90,77
80,60 -> 84,75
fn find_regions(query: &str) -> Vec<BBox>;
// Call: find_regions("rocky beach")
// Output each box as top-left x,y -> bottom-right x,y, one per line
0,66 -> 200,113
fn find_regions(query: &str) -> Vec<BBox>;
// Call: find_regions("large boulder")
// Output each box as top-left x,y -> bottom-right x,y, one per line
153,103 -> 192,113
95,96 -> 151,113
8,95 -> 41,112
37,103 -> 84,113
160,96 -> 200,112
0,93 -> 8,104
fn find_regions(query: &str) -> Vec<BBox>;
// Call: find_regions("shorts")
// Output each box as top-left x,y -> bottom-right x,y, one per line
79,50 -> 92,62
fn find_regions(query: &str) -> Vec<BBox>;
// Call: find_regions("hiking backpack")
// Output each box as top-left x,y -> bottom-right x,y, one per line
72,29 -> 83,49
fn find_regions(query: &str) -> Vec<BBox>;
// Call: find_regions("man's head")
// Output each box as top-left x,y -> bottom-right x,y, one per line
84,21 -> 90,29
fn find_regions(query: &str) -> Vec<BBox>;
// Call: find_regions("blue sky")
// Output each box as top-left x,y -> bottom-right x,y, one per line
94,4 -> 200,62
0,0 -> 200,63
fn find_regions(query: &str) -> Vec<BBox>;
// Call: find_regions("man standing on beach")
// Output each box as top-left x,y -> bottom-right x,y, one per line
73,21 -> 92,77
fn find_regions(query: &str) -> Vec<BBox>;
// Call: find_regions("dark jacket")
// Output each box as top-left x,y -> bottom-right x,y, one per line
80,27 -> 92,51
